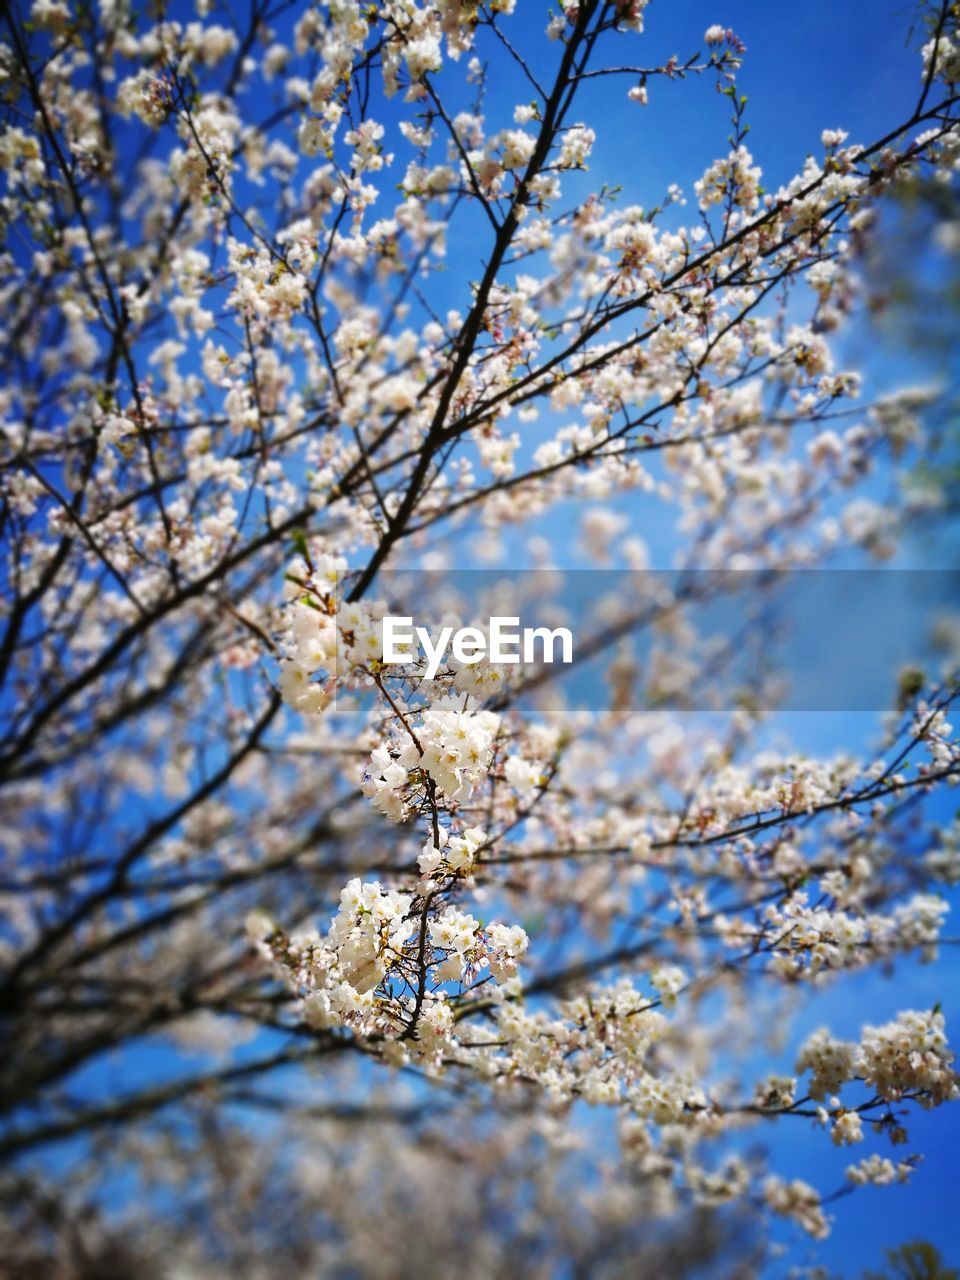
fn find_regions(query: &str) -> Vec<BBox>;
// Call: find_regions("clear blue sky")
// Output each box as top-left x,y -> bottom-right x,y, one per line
420,5 -> 960,1270
21,3 -> 959,1274
584,5 -> 960,1270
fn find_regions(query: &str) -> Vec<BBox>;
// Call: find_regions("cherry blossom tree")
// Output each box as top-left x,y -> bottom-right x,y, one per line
1,0 -> 959,1270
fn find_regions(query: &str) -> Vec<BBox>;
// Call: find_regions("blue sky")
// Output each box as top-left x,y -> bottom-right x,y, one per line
10,2 -> 959,1273
597,5 -> 960,1269
369,4 -> 960,1269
